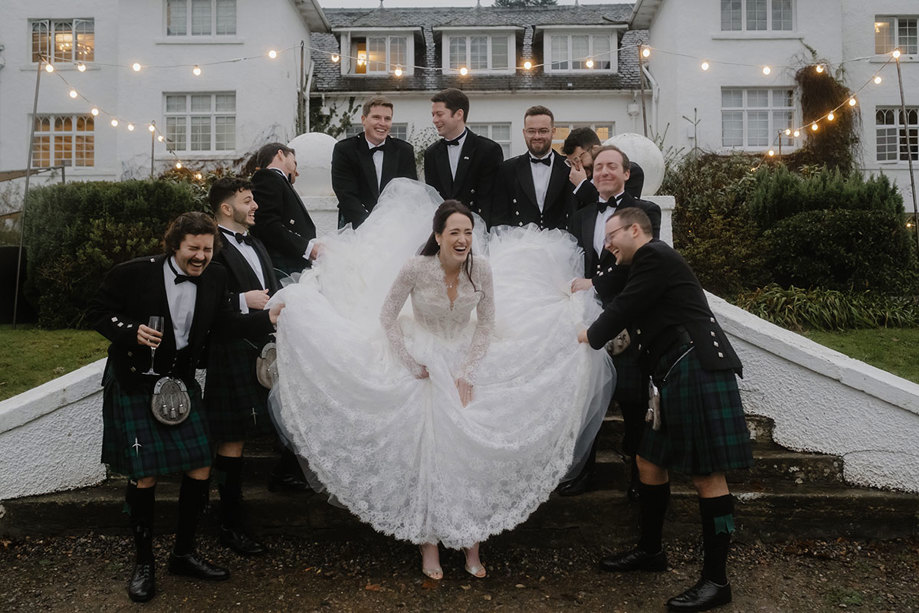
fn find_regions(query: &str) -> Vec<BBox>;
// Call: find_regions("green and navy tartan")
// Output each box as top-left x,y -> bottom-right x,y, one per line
610,344 -> 648,455
101,364 -> 212,479
204,337 -> 275,442
639,344 -> 753,475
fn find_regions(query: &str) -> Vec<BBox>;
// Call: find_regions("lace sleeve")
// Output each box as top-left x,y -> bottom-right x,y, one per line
460,258 -> 495,383
380,258 -> 426,377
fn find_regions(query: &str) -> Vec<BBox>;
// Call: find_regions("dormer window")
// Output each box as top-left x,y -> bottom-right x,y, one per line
335,29 -> 417,76
542,28 -> 616,73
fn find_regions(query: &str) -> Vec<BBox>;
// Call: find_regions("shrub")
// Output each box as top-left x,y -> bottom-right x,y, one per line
22,180 -> 206,328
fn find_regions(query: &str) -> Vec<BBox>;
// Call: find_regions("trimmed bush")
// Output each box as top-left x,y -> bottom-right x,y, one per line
22,180 -> 206,328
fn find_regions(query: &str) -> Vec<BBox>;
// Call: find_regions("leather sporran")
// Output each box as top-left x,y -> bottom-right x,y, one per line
605,329 -> 631,356
151,376 -> 191,426
646,379 -> 662,431
256,342 -> 278,389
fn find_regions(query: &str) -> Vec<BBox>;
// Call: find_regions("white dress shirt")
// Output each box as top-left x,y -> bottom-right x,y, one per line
163,256 -> 197,351
447,129 -> 468,179
219,225 -> 266,314
593,191 -> 625,258
366,138 -> 385,189
530,153 -> 553,212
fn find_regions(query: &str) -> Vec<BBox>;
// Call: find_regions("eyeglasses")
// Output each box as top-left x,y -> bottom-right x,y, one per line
524,128 -> 552,137
603,224 -> 631,245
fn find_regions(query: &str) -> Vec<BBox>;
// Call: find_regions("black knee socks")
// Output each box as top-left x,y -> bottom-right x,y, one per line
125,482 -> 156,563
174,475 -> 210,556
699,494 -> 734,585
214,454 -> 244,530
637,481 -> 670,553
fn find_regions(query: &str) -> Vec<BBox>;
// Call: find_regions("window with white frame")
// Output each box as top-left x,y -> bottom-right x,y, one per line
876,107 -> 918,161
32,114 -> 94,167
166,0 -> 236,36
722,88 -> 794,148
445,34 -> 511,72
721,0 -> 794,32
345,124 -> 408,140
547,33 -> 613,71
164,93 -> 236,152
875,16 -> 918,55
31,19 -> 94,63
349,35 -> 408,74
552,123 -> 614,152
467,123 -> 512,158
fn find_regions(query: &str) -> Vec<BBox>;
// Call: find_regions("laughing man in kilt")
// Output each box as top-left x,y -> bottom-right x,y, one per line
578,207 -> 753,613
205,178 -> 281,556
88,212 -> 283,603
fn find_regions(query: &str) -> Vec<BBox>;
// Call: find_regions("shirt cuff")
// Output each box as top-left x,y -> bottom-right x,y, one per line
573,179 -> 587,193
238,293 -> 249,314
304,238 -> 317,260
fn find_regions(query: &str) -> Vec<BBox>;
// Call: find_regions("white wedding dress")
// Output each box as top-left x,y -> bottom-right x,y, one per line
269,179 -> 614,549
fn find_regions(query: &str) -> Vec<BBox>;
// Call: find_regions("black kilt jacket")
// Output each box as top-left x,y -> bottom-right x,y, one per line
250,168 -> 317,276
424,129 -> 504,227
586,240 -> 742,377
331,132 -> 417,229
492,151 -> 575,232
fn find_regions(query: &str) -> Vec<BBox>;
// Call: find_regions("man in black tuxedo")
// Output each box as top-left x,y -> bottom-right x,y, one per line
88,212 -> 282,603
424,88 -> 504,227
562,145 -> 661,499
579,207 -> 752,613
250,143 -> 319,277
562,127 -> 645,206
492,105 -> 575,231
332,96 -> 417,228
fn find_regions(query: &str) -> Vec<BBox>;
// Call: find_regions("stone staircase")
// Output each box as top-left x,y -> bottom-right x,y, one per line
2,413 -> 917,542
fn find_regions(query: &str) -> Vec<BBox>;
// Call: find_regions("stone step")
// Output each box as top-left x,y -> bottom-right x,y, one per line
2,475 -> 916,543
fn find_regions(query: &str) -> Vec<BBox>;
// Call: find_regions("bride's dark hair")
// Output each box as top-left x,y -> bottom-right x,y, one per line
419,199 -> 477,290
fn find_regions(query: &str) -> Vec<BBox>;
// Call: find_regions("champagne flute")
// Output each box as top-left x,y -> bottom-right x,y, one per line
143,315 -> 165,376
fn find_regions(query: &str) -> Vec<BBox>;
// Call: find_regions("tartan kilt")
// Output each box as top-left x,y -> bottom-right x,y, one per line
101,364 -> 212,479
639,344 -> 753,475
611,343 -> 647,407
204,337 -> 275,442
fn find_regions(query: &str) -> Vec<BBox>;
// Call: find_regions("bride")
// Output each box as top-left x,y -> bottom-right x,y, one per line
269,179 -> 613,579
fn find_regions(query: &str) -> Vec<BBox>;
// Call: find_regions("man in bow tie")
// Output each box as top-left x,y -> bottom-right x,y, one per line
492,105 -> 576,231
250,143 -> 319,277
331,96 -> 417,229
561,145 -> 661,498
423,88 -> 504,227
563,127 -> 645,205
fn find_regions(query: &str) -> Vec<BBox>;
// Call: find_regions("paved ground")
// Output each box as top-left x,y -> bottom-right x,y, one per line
1,528 -> 917,612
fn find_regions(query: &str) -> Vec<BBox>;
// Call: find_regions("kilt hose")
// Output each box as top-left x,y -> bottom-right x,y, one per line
101,364 -> 211,479
639,343 -> 753,475
204,337 -> 275,443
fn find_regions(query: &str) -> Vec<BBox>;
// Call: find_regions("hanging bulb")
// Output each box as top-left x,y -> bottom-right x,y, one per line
459,66 -> 469,76
523,60 -> 533,70
393,65 -> 403,77
793,129 -> 800,137
44,63 -> 55,73
194,172 -> 203,180
192,65 -> 201,76
111,119 -> 119,127
91,107 -> 99,116
157,135 -> 165,142
811,122 -> 819,131
268,50 -> 278,59
848,97 -> 857,106
175,162 -> 183,169
585,58 -> 595,69
148,124 -> 156,132
815,64 -> 824,73
700,60 -> 710,71
827,112 -> 835,121
331,53 -> 340,63
640,46 -> 650,58
127,123 -> 135,131
762,65 -> 772,75
768,150 -> 775,157
76,62 -> 87,72
69,89 -> 78,98
893,49 -> 901,59
874,75 -> 882,84
784,128 -> 791,136
132,62 -> 142,72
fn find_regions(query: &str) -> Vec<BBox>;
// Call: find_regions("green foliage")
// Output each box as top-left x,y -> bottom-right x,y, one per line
22,180 -> 206,328
734,284 -> 919,331
309,97 -> 360,139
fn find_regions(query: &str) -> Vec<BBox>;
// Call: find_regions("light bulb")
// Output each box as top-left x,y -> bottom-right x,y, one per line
811,122 -> 819,131
194,172 -> 203,180
815,64 -> 824,73
641,46 -> 650,58
148,124 -> 156,132
111,119 -> 119,127
91,107 -> 99,116
827,112 -> 835,121
132,62 -> 141,72
69,89 -> 78,98
848,97 -> 857,106
77,62 -> 86,72
701,61 -> 710,71
793,130 -> 800,137
268,50 -> 278,59
586,58 -> 595,68
762,65 -> 772,75
44,63 -> 55,73
459,66 -> 468,76
874,75 -> 883,84
157,135 -> 164,142
331,53 -> 340,63
784,129 -> 791,136
768,150 -> 775,157
175,162 -> 182,169
893,49 -> 901,59
523,60 -> 533,70
192,65 -> 201,76
127,123 -> 135,131
393,65 -> 403,77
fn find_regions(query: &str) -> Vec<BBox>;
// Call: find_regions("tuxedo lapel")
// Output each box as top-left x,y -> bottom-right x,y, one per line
543,152 -> 570,212
581,209 -> 599,273
453,133 -> 476,195
150,255 -> 177,357
516,155 -> 538,210
357,134 -> 381,200
380,136 -> 400,194
221,239 -> 264,290
432,140 -> 453,195
252,238 -> 280,294
186,269 -> 215,352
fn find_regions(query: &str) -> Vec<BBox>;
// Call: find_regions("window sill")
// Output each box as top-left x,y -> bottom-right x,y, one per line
155,37 -> 245,45
544,69 -> 617,75
442,69 -> 515,76
342,72 -> 416,77
711,32 -> 802,40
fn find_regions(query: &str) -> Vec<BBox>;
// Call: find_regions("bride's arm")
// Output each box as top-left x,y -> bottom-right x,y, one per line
380,258 -> 428,378
459,258 -> 495,384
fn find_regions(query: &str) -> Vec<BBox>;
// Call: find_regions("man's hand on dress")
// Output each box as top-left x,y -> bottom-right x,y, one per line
456,378 -> 473,407
136,324 -> 163,348
245,289 -> 270,310
269,302 -> 285,325
571,277 -> 593,293
577,329 -> 589,344
309,241 -> 325,261
416,365 -> 430,379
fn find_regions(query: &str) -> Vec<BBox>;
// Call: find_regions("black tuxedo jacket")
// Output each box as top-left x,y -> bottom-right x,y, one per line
88,254 -> 273,392
586,240 -> 742,376
573,161 -> 646,208
332,133 -> 417,228
214,231 -> 280,298
250,168 -> 316,276
492,151 -> 575,231
424,129 -> 504,227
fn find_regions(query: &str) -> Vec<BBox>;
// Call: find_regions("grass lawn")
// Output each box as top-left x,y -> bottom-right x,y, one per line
0,325 -> 109,402
803,327 -> 919,385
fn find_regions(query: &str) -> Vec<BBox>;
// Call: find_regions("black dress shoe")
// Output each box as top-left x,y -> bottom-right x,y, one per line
168,552 -> 230,581
599,547 -> 667,572
267,472 -> 311,492
556,468 -> 594,497
220,527 -> 266,556
127,562 -> 156,602
667,578 -> 732,612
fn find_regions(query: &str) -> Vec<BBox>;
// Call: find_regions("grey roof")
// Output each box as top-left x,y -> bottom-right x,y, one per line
311,5 -> 647,94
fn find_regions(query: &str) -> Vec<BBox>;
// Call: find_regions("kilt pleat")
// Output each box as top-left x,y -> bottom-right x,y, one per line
204,338 -> 275,442
639,345 -> 752,475
101,365 -> 212,479
611,344 -> 646,406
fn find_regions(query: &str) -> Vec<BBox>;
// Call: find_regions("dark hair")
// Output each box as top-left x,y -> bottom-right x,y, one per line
163,211 -> 221,256
610,206 -> 652,236
431,88 -> 470,122
362,95 -> 394,117
562,127 -> 601,155
255,143 -> 295,170
419,200 -> 477,290
524,105 -> 554,123
592,144 -> 631,169
208,177 -> 254,213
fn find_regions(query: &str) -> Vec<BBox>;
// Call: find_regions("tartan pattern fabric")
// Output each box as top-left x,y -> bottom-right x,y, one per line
101,364 -> 212,479
204,337 -> 275,442
611,344 -> 646,406
639,345 -> 753,475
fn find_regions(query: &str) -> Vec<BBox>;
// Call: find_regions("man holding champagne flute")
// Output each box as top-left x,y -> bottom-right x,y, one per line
89,211 -> 283,604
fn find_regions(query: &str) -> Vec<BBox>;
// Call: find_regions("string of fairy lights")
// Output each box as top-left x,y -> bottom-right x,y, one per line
35,39 -> 907,175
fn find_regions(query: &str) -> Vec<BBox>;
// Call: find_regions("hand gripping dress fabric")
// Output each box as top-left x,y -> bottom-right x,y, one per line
268,179 -> 614,549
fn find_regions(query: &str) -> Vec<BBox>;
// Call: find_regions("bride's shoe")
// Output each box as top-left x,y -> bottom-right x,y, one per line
463,548 -> 487,579
419,544 -> 443,580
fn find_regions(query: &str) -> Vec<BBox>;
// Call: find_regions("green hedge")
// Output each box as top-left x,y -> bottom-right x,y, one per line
22,180 -> 206,328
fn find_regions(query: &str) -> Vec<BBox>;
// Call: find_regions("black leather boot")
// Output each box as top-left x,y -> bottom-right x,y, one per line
666,577 -> 732,611
125,482 -> 156,602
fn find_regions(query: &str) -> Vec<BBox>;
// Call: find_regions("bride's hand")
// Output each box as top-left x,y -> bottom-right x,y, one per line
455,378 -> 473,407
416,365 -> 430,379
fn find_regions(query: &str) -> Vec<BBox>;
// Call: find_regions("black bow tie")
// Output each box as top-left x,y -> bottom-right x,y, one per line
443,130 -> 466,146
597,195 -> 624,213
168,258 -> 201,285
369,144 -> 386,155
530,156 -> 551,166
221,228 -> 253,246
